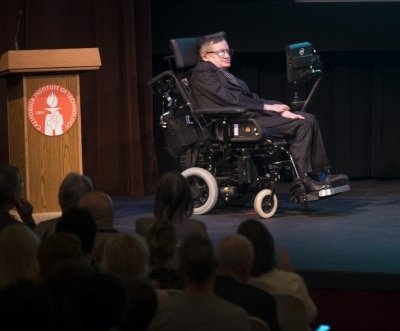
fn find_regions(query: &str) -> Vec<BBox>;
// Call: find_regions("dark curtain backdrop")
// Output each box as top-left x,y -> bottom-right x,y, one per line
232,51 -> 400,178
2,0 -> 400,195
0,0 -> 157,197
152,1 -> 400,178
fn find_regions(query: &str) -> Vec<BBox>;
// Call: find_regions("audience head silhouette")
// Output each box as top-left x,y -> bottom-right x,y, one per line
0,224 -> 41,288
58,172 -> 94,212
0,164 -> 22,209
77,190 -> 114,228
38,232 -> 86,281
123,279 -> 158,331
154,171 -> 193,223
178,233 -> 214,284
0,281 -> 54,331
63,271 -> 127,331
216,234 -> 254,282
100,233 -> 149,281
237,219 -> 276,276
56,207 -> 97,255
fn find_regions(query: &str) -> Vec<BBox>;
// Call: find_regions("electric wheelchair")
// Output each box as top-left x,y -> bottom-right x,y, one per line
148,32 -> 350,218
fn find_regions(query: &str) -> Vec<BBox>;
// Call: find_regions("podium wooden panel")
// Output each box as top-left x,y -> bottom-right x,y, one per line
0,48 -> 101,213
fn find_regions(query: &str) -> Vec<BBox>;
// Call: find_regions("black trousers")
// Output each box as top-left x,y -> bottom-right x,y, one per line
255,111 -> 331,174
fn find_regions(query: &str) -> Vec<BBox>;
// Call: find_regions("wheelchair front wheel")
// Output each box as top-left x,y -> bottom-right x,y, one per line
254,189 -> 278,219
182,167 -> 218,215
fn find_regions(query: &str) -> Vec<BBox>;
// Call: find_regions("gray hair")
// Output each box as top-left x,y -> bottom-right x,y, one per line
58,172 -> 94,212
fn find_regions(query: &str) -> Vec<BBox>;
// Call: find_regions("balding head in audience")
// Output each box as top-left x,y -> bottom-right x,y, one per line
178,233 -> 215,287
78,191 -> 114,228
216,234 -> 254,282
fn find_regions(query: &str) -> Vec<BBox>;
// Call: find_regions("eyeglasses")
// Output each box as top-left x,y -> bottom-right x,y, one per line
205,49 -> 234,58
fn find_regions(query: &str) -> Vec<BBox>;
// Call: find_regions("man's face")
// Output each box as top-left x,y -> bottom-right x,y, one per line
201,40 -> 231,69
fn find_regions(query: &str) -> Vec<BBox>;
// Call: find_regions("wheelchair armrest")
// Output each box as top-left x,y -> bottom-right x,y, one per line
192,106 -> 247,116
147,70 -> 175,88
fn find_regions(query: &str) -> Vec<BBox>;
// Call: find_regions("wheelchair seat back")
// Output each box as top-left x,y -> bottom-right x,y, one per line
170,31 -> 226,70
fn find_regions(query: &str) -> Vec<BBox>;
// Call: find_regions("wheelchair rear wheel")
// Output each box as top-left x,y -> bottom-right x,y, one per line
182,167 -> 218,215
254,189 -> 278,219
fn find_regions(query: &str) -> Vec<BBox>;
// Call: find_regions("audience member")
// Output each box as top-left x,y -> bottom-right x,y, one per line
136,171 -> 208,246
0,164 -> 35,232
38,232 -> 96,326
100,232 -> 150,281
77,190 -> 119,266
237,219 -> 317,323
121,279 -> 158,331
146,221 -> 183,289
62,271 -> 128,331
34,172 -> 94,240
56,207 -> 97,257
0,224 -> 41,288
215,234 -> 281,331
0,281 -> 54,331
58,172 -> 94,212
77,190 -> 116,231
149,233 -> 250,331
37,232 -> 88,282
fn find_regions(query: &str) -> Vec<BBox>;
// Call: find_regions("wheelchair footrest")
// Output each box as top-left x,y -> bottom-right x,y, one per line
289,180 -> 351,203
317,184 -> 350,198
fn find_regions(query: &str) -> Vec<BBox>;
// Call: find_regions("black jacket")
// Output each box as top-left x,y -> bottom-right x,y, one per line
215,275 -> 281,331
191,61 -> 265,111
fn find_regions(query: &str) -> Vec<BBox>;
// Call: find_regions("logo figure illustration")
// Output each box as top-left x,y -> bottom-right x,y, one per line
28,84 -> 77,136
44,92 -> 64,136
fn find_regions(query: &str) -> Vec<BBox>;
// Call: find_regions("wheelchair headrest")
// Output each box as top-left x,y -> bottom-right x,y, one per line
170,31 -> 226,69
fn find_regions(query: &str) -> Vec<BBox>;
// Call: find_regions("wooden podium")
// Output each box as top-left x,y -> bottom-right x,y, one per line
0,48 -> 101,214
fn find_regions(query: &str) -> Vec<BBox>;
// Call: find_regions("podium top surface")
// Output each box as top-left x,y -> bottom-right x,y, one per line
0,48 -> 101,76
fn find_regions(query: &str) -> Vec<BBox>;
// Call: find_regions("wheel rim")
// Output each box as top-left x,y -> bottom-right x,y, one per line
261,195 -> 275,213
186,176 -> 210,208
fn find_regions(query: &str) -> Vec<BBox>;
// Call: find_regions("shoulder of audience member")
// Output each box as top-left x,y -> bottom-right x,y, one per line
255,268 -> 306,286
33,217 -> 60,240
272,268 -> 305,282
135,216 -> 156,234
191,217 -> 208,230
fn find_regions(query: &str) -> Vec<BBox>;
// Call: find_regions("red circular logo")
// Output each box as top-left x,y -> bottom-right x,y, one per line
27,85 -> 78,136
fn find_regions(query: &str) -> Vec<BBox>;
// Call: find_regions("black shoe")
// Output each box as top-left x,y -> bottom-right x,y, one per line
300,175 -> 331,192
325,173 -> 348,182
318,169 -> 348,182
325,173 -> 350,187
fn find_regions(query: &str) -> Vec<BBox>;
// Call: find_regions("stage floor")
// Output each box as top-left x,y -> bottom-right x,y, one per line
112,178 -> 400,290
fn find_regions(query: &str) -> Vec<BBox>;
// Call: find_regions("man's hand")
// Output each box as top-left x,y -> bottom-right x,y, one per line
281,110 -> 305,120
15,198 -> 35,224
263,103 -> 290,113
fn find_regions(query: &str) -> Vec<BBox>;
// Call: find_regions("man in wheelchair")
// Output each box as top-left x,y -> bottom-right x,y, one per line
191,35 -> 346,193
148,32 -> 350,218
